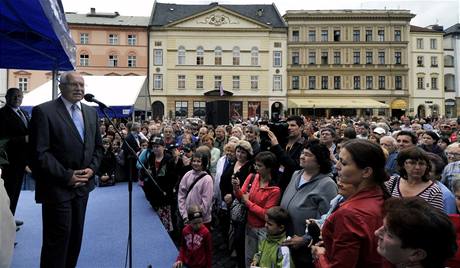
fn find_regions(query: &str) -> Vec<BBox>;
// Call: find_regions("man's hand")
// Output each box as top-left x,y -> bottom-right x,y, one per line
281,235 -> 306,249
267,130 -> 279,146
69,168 -> 93,188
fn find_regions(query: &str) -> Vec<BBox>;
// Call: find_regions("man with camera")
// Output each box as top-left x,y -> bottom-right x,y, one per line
260,115 -> 305,191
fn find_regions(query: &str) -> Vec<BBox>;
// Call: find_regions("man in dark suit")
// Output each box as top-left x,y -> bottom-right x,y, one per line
29,71 -> 103,268
0,88 -> 29,225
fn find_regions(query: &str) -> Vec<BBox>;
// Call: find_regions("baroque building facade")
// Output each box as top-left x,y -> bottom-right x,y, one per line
284,10 -> 415,119
148,2 -> 287,122
444,23 -> 460,118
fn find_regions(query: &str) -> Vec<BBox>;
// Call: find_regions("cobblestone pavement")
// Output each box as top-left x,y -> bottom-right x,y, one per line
211,224 -> 237,268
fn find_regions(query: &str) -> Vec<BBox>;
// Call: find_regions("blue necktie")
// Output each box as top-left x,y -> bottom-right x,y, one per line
71,104 -> 84,140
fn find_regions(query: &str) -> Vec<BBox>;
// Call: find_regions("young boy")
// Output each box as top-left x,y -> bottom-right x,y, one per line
173,205 -> 212,268
251,206 -> 294,268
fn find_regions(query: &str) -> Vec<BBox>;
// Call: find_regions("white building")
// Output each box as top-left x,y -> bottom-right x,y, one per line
444,23 -> 460,118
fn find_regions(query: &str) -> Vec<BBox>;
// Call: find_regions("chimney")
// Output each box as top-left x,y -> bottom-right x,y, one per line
90,7 -> 96,14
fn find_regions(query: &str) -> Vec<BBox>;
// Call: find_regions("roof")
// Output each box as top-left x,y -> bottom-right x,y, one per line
410,25 -> 440,33
445,23 -> 460,35
65,13 -> 149,27
150,2 -> 286,28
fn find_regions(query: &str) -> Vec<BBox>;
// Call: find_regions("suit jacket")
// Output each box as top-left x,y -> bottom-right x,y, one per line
0,105 -> 29,166
30,98 -> 103,204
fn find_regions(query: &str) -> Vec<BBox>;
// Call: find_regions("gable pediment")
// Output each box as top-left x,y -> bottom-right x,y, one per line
168,7 -> 269,29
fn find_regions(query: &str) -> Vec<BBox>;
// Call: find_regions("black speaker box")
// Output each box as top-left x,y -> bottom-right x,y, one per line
206,100 -> 229,125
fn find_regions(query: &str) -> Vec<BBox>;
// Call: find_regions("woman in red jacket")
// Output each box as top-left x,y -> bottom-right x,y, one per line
312,139 -> 389,268
232,151 -> 281,267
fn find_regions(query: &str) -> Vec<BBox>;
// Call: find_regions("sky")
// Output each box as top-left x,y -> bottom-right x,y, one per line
61,0 -> 459,28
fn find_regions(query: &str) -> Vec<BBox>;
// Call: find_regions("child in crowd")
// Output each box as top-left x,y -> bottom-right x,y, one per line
173,205 -> 212,268
251,206 -> 294,268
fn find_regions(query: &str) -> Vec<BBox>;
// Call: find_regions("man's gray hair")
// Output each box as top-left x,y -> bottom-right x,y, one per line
59,71 -> 75,84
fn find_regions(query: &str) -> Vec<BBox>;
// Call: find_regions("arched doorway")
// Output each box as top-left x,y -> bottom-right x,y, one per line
151,101 -> 164,121
271,102 -> 283,121
417,105 -> 426,118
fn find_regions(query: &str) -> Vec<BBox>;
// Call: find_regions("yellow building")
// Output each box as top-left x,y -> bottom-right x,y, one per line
284,10 -> 415,119
7,8 -> 149,93
148,2 -> 287,123
409,25 -> 445,118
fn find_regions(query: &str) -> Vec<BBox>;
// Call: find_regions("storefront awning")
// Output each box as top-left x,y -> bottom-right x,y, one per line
288,98 -> 389,109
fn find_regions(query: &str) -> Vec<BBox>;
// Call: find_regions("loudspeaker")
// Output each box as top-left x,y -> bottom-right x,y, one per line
206,100 -> 229,125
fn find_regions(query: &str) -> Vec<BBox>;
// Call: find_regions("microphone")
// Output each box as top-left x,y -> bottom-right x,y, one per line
84,94 -> 108,109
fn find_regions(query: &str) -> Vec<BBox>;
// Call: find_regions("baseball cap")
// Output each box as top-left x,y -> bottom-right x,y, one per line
373,127 -> 386,135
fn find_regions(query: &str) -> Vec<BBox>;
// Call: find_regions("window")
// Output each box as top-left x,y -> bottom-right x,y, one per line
353,51 -> 360,64
108,54 -> 118,67
292,52 -> 300,65
334,52 -> 341,64
308,51 -> 316,64
431,56 -> 438,67
417,56 -> 424,67
178,46 -> 186,65
309,76 -> 316,89
378,52 -> 385,64
378,30 -> 385,41
334,76 -> 341,89
273,51 -> 282,67
333,30 -> 340,41
321,30 -> 328,42
378,76 -> 385,89
395,76 -> 402,90
127,34 -> 137,46
193,101 -> 206,118
353,30 -> 360,42
127,55 -> 136,67
366,51 -> 373,64
108,34 -> 118,45
232,76 -> 240,90
197,46 -> 204,65
365,30 -> 372,41
353,76 -> 361,90
215,47 -> 222,65
153,74 -> 163,90
251,75 -> 259,89
251,47 -> 259,66
232,47 -> 240,65
430,39 -> 437,49
214,75 -> 222,90
154,49 -> 163,65
395,52 -> 401,64
366,76 -> 373,89
416,38 -> 423,49
154,41 -> 162,46
80,33 -> 89,44
431,77 -> 438,89
292,76 -> 300,89
196,75 -> 204,89
292,30 -> 299,42
178,75 -> 186,89
308,30 -> 316,42
321,52 -> 328,64
417,77 -> 424,89
175,101 -> 188,118
18,77 -> 28,91
79,54 -> 89,66
321,76 -> 328,89
274,42 -> 282,48
394,30 -> 401,41
273,75 -> 282,91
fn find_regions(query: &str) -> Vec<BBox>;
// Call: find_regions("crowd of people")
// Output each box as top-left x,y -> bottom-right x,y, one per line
1,74 -> 460,268
91,113 -> 460,267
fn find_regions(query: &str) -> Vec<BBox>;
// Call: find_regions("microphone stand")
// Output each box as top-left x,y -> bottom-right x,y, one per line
96,105 -> 165,268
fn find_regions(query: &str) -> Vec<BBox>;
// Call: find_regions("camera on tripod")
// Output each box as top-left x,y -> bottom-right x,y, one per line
259,120 -> 289,151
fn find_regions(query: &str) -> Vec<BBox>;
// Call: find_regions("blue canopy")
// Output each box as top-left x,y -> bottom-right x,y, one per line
0,0 -> 75,70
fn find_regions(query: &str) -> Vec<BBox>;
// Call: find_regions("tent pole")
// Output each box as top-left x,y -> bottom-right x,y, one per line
52,70 -> 58,99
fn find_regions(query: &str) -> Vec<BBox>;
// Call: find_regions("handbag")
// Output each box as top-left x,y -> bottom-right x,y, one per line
230,173 -> 256,224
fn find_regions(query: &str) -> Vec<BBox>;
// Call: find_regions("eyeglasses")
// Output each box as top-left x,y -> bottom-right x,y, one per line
404,159 -> 427,167
447,152 -> 460,157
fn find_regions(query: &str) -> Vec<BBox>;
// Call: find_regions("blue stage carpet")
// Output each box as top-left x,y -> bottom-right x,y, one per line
12,183 -> 178,268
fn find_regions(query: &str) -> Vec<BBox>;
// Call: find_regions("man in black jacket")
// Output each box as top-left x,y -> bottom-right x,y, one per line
30,71 -> 103,268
